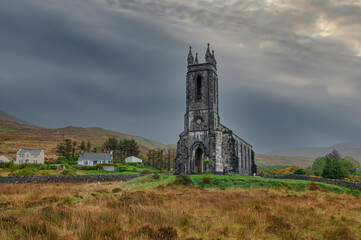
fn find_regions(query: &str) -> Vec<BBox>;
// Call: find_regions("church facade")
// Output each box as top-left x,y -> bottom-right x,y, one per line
174,44 -> 257,175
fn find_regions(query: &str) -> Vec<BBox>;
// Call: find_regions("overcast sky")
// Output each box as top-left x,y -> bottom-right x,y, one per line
1,0 -> 361,153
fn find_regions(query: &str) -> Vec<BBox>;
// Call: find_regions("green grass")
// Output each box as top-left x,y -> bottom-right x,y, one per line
124,175 -> 176,191
80,166 -> 161,175
0,126 -> 21,132
256,164 -> 294,173
124,174 -> 361,196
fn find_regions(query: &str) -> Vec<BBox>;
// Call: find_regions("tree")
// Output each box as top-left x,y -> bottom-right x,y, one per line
80,141 -> 86,151
311,157 -> 327,176
128,139 -> 140,157
340,156 -> 356,175
72,141 -> 77,158
103,137 -> 118,153
325,149 -> 342,161
64,139 -> 72,158
56,139 -> 73,159
322,158 -> 349,179
86,141 -> 91,152
56,142 -> 66,157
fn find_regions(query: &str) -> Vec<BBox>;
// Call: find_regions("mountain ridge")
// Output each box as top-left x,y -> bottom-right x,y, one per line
0,108 -> 174,157
0,126 -> 173,158
0,109 -> 38,130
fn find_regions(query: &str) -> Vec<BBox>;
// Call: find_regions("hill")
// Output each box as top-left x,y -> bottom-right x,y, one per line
255,154 -> 314,168
0,126 -> 169,158
0,109 -> 38,130
268,142 -> 361,162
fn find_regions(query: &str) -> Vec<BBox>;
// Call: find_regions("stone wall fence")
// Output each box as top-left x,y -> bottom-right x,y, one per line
266,174 -> 361,190
0,174 -> 146,185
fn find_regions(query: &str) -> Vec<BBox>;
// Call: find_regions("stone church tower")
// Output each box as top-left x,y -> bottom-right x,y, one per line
174,44 -> 257,175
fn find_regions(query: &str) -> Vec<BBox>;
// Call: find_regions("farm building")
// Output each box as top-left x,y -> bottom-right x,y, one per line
125,156 -> 142,163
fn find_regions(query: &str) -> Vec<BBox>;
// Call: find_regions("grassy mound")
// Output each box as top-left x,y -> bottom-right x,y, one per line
124,174 -> 361,196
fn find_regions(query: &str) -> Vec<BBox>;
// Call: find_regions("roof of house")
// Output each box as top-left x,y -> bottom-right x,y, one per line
78,152 -> 113,161
0,155 -> 14,161
125,156 -> 143,162
17,149 -> 43,155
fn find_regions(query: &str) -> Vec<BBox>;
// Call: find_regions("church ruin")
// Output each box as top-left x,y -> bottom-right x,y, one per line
174,44 -> 257,175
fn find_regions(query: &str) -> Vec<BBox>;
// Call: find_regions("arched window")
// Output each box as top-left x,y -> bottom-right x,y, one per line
196,75 -> 202,101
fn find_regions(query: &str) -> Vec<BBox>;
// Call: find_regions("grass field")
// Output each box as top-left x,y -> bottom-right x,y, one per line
0,165 -> 162,176
0,175 -> 360,239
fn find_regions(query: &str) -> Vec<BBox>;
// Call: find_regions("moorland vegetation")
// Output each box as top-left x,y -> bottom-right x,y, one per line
0,174 -> 360,239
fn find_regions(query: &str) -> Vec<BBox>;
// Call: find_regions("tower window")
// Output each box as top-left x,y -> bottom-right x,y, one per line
196,75 -> 202,101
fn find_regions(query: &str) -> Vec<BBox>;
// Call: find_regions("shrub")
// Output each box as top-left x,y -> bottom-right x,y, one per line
202,176 -> 211,184
0,161 -> 14,169
173,174 -> 193,186
141,170 -> 152,174
48,165 -> 57,170
16,167 -> 39,176
135,163 -> 144,168
41,171 -> 51,175
118,166 -> 128,172
294,168 -> 306,175
152,173 -> 160,180
61,169 -> 76,175
8,172 -> 16,176
112,188 -> 121,193
80,165 -> 98,171
39,164 -> 48,170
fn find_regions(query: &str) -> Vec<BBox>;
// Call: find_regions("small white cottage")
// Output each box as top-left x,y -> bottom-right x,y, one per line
125,156 -> 142,163
78,152 -> 113,166
0,155 -> 14,163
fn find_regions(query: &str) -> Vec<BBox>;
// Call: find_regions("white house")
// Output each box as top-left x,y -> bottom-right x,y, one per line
78,152 -> 113,166
16,149 -> 45,164
125,156 -> 142,163
0,155 -> 14,163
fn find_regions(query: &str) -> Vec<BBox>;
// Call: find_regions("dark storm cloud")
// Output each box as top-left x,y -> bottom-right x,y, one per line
0,0 -> 361,152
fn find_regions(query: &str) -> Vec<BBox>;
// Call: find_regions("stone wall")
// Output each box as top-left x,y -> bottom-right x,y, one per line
267,174 -> 361,190
0,174 -> 145,185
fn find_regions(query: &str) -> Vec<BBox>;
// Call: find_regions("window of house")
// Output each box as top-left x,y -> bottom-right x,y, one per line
0,160 -> 3,163
33,160 -> 37,163
196,75 -> 202,101
19,160 -> 23,163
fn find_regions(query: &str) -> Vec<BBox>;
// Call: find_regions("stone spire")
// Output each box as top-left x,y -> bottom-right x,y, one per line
194,53 -> 199,64
212,50 -> 217,67
205,43 -> 213,63
187,46 -> 194,66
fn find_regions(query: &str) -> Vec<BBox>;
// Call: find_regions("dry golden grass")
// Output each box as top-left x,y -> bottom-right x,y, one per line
0,180 -> 360,240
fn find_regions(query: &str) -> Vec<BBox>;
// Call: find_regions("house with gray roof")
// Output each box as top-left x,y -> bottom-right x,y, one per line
16,149 -> 46,164
78,152 -> 113,166
0,155 -> 14,163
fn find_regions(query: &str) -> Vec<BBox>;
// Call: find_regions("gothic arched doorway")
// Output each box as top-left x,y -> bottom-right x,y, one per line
194,147 -> 204,173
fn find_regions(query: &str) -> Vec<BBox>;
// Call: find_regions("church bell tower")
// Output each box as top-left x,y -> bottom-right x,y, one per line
184,43 -> 219,134
174,43 -> 256,175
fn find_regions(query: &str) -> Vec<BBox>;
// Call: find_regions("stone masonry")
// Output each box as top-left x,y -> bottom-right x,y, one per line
174,44 -> 257,175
